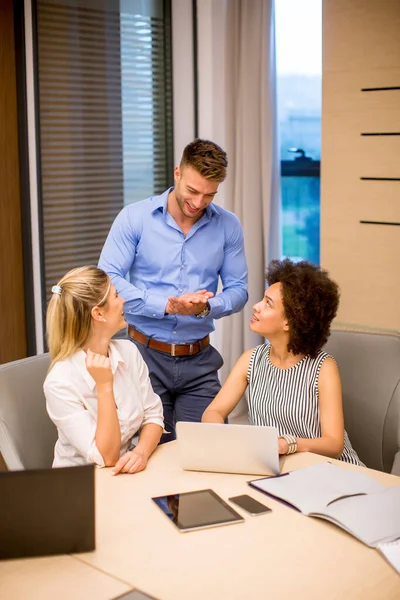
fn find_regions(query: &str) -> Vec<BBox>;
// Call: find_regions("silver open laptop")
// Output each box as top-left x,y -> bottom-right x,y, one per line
176,422 -> 280,476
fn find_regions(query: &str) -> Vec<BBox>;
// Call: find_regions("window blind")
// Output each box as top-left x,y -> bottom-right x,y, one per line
35,0 -> 173,299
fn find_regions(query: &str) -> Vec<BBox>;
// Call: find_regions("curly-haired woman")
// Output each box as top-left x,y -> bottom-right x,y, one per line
202,259 -> 362,465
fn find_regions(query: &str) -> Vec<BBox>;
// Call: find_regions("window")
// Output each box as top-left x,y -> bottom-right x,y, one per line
34,0 -> 173,300
275,0 -> 322,264
120,2 -> 173,204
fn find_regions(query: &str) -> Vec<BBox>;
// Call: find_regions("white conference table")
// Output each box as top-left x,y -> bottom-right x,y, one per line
1,442 -> 400,599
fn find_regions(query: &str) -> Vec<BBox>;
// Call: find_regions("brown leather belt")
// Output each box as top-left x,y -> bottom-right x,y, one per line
128,325 -> 210,357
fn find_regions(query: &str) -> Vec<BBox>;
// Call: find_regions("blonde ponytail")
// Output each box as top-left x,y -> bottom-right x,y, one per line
46,265 -> 110,368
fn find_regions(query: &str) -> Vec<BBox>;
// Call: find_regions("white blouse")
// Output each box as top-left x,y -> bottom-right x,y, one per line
44,340 -> 164,468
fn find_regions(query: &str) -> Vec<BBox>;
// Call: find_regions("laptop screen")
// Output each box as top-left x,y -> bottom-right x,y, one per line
0,464 -> 95,559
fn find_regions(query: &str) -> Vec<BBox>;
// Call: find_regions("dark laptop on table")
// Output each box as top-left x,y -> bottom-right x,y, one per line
0,464 -> 95,560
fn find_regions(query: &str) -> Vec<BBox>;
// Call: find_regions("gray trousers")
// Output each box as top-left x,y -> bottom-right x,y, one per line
131,339 -> 223,443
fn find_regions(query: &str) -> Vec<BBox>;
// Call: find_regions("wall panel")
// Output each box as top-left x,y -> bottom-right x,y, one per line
322,0 -> 400,330
0,0 -> 27,363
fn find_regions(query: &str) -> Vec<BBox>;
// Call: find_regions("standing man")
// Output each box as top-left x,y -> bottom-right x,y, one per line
99,139 -> 248,442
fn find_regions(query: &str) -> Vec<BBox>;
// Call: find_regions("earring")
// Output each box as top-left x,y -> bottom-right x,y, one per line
102,318 -> 107,322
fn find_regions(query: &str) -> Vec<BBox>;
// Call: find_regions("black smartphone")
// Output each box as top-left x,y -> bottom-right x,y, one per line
228,494 -> 272,516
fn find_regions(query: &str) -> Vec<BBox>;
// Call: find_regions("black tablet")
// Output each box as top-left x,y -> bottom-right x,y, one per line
152,488 -> 244,532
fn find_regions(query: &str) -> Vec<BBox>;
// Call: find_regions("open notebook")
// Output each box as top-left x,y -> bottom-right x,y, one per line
377,539 -> 400,574
248,462 -> 400,549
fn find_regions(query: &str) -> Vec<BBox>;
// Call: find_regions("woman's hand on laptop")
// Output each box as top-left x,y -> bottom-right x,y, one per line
111,448 -> 148,476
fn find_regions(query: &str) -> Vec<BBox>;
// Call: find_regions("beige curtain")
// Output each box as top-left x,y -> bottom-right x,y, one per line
197,0 -> 280,421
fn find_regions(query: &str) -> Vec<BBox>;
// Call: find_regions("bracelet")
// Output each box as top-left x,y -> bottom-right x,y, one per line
279,434 -> 298,455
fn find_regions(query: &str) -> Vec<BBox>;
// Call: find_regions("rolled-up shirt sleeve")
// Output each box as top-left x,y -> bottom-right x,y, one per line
133,349 -> 165,430
98,206 -> 168,318
44,380 -> 105,467
207,214 -> 248,319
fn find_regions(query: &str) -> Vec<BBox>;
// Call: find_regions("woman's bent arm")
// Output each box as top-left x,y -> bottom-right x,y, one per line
86,350 -> 121,467
112,423 -> 162,475
280,357 -> 345,458
95,382 -> 121,466
202,349 -> 253,423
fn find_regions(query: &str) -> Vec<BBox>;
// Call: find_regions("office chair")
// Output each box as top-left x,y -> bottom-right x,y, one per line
325,328 -> 400,475
0,353 -> 57,470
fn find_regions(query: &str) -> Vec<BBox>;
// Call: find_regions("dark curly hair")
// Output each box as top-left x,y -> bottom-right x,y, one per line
266,259 -> 340,358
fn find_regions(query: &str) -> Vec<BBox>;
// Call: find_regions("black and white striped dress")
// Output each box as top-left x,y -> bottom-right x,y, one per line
247,344 -> 362,465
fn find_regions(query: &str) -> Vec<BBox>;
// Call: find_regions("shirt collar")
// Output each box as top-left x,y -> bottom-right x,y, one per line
151,188 -> 173,214
151,187 -> 220,219
72,342 -> 126,391
108,342 -> 126,374
206,202 -> 220,218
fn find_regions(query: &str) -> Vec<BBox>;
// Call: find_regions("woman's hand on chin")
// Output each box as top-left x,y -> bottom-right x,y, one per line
111,448 -> 149,475
85,349 -> 113,390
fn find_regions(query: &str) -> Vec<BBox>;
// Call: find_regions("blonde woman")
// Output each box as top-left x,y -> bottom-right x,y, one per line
44,265 -> 164,474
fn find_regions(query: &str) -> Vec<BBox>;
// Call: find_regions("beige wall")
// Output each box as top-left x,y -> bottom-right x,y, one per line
321,0 -> 400,330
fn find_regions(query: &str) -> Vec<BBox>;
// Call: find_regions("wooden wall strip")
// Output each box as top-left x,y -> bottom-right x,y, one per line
360,221 -> 400,226
0,0 -> 27,363
360,177 -> 400,181
361,133 -> 400,136
361,86 -> 400,91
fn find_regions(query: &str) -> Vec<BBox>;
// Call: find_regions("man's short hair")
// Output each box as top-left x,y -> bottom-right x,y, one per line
180,139 -> 228,183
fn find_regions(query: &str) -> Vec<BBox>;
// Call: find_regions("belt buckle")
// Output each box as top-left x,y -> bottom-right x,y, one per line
171,343 -> 195,356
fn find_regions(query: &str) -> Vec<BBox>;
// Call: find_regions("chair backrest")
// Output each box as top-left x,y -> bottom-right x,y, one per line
0,353 -> 57,470
325,329 -> 400,475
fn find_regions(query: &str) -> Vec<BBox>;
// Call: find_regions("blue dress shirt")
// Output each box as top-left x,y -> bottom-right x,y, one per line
99,187 -> 248,344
